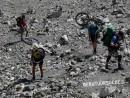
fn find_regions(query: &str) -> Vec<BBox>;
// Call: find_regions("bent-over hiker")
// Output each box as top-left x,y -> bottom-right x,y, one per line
31,43 -> 45,80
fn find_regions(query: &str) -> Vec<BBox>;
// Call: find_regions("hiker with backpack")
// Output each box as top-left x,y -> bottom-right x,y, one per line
31,43 -> 45,80
16,14 -> 28,40
102,24 -> 125,71
87,21 -> 99,54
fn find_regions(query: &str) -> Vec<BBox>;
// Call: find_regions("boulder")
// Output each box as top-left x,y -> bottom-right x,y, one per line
90,92 -> 100,98
15,83 -> 25,92
99,85 -> 118,97
111,9 -> 124,15
22,86 -> 33,92
125,77 -> 130,84
26,7 -> 35,14
124,48 -> 130,55
116,14 -> 123,18
70,71 -> 78,76
59,35 -> 69,45
47,6 -> 62,19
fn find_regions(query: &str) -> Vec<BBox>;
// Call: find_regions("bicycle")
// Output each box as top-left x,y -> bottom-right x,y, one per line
20,28 -> 40,46
75,12 -> 104,28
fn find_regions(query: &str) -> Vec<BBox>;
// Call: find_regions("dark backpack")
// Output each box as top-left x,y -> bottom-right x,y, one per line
16,17 -> 22,27
111,34 -> 119,45
88,23 -> 98,35
32,48 -> 45,62
102,28 -> 115,47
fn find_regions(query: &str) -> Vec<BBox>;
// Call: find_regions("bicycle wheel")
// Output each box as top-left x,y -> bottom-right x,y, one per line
75,12 -> 89,26
23,37 -> 39,45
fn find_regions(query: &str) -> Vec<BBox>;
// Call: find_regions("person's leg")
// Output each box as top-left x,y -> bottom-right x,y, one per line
32,64 -> 36,80
25,28 -> 28,37
105,47 -> 112,69
92,34 -> 97,54
20,28 -> 24,41
105,55 -> 111,69
118,55 -> 124,70
39,61 -> 43,78
93,41 -> 97,54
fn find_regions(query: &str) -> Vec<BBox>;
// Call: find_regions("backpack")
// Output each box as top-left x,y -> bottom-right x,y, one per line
16,17 -> 22,27
32,48 -> 45,62
102,27 -> 115,47
110,34 -> 120,49
111,34 -> 119,45
88,22 -> 98,35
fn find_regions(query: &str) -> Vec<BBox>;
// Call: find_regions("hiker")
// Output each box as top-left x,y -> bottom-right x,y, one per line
87,21 -> 99,54
105,30 -> 124,71
16,14 -> 28,40
31,43 -> 45,80
101,18 -> 124,70
101,16 -> 116,46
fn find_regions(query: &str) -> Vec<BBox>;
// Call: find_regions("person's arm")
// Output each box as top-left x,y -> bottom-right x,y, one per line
95,25 -> 99,34
101,27 -> 107,41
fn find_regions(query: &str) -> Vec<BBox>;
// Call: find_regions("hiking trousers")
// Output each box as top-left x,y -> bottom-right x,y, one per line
19,28 -> 28,40
106,47 -> 122,68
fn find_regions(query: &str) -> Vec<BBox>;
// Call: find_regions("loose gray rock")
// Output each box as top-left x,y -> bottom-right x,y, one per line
59,35 -> 69,45
99,85 -> 118,97
0,9 -> 4,17
47,5 -> 62,19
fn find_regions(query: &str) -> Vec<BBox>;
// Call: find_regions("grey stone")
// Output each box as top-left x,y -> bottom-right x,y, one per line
22,86 -> 32,92
125,77 -> 130,84
90,92 -> 100,98
15,83 -> 25,92
26,7 -> 35,14
116,14 -> 123,18
47,6 -> 62,19
59,35 -> 69,45
111,9 -> 124,15
0,9 -> 4,17
99,85 -> 118,97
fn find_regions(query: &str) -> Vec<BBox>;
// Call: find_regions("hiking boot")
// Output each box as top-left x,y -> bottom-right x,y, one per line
112,67 -> 124,73
32,77 -> 35,80
118,63 -> 124,70
118,67 -> 124,70
105,63 -> 111,70
105,67 -> 112,70
41,75 -> 43,79
112,68 -> 119,73
93,49 -> 97,54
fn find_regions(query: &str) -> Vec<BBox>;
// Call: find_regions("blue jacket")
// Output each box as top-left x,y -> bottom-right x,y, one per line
88,24 -> 98,35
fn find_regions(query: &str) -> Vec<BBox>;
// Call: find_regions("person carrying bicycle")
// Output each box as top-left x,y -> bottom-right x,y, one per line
16,14 -> 28,40
87,20 -> 99,54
